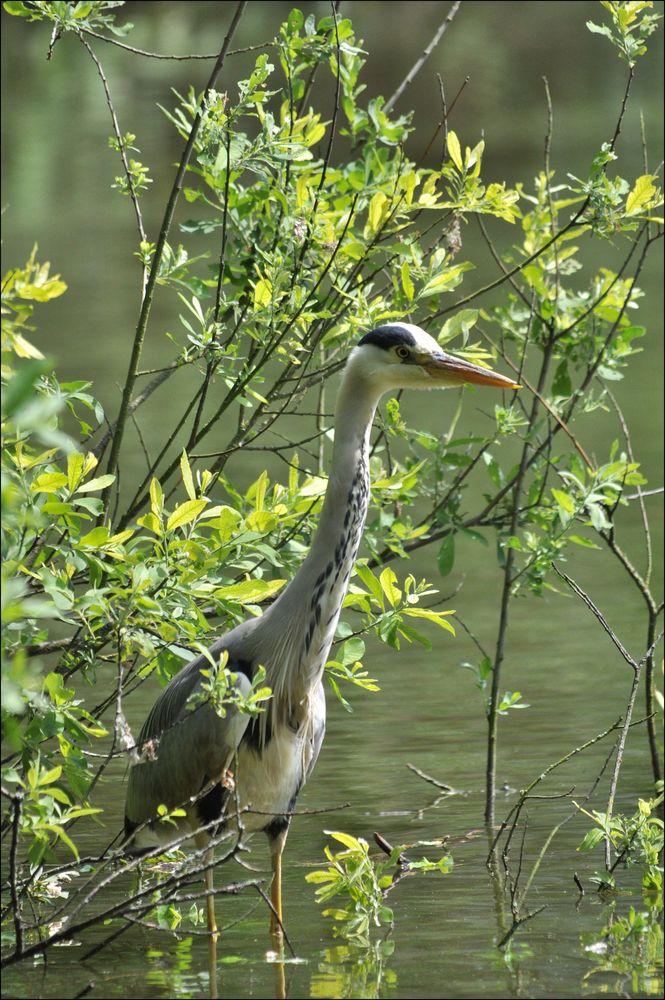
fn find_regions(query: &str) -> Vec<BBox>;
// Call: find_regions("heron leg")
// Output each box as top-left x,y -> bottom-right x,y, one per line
208,925 -> 219,1000
269,822 -> 290,941
195,833 -> 218,938
204,848 -> 218,938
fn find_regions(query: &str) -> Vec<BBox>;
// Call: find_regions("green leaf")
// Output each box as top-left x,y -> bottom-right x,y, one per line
437,534 -> 455,577
67,452 -> 85,492
76,474 -> 115,493
253,277 -> 272,308
3,2 -> 35,16
354,564 -> 384,605
577,828 -> 605,852
31,472 -> 68,494
79,526 -> 110,548
38,764 -> 62,785
340,637 -> 365,665
326,830 -> 366,852
552,360 -> 572,398
625,174 -> 659,215
400,260 -> 414,301
150,477 -> 164,516
551,488 -> 575,516
180,449 -> 196,500
402,608 -> 456,635
420,263 -> 474,298
166,499 -> 208,531
446,131 -> 464,171
568,534 -> 601,549
587,502 -> 611,531
379,567 -> 401,607
214,578 -> 286,603
137,512 -> 162,534
439,309 -> 479,345
367,191 -> 389,233
43,823 -> 79,860
586,21 -> 613,40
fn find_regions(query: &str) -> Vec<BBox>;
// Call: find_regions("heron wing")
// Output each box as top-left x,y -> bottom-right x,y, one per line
304,680 -> 326,783
125,644 -> 251,830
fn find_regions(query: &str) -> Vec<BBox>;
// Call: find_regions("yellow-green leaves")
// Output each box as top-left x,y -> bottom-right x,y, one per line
31,471 -> 68,494
551,487 -> 576,527
326,637 -> 379,713
447,131 -> 464,172
400,260 -> 414,301
365,191 -> 390,236
420,262 -> 475,298
306,829 -> 452,942
142,474 -> 208,534
353,563 -> 384,605
19,754 -> 103,864
78,526 -> 134,550
400,607 -> 456,635
67,452 -> 93,492
3,244 -> 67,303
214,578 -> 286,605
439,308 -> 480,346
253,274 -> 272,309
206,505 -> 242,543
166,500 -> 208,532
250,469 -> 269,512
76,475 -> 115,493
447,131 -> 485,176
588,1 -> 660,66
149,476 -> 163,516
180,449 -> 196,500
345,566 -> 456,653
625,174 -> 663,219
31,453 -> 115,496
379,566 -> 401,607
295,174 -> 310,209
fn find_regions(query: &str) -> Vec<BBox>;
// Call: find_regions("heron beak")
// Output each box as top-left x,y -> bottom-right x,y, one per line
420,351 -> 521,389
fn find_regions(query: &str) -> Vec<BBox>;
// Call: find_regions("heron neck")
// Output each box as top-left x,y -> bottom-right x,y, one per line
249,364 -> 382,698
296,365 -> 380,587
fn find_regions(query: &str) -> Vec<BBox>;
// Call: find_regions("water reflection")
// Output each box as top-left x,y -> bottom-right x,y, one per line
580,902 -> 664,997
310,940 -> 397,999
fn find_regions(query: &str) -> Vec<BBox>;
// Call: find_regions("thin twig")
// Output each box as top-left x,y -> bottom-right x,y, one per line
384,2 -> 462,113
9,794 -> 24,959
406,763 -> 454,791
105,1 -> 247,484
77,33 -> 147,256
553,567 -> 636,672
80,27 -> 271,61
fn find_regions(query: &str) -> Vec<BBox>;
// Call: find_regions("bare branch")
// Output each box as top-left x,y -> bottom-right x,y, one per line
384,2 -> 462,112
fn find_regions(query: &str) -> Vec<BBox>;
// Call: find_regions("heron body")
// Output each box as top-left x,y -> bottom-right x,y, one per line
124,322 -> 519,937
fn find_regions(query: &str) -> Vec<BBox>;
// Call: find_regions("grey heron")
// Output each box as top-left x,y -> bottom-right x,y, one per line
124,322 -> 519,939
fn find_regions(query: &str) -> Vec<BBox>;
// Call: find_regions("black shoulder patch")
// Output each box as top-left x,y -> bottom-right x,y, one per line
358,324 -> 416,351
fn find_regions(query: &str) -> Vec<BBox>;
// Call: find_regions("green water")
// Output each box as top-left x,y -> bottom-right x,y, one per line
1,2 -> 662,997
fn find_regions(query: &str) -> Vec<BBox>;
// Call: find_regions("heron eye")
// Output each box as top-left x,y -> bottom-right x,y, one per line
395,346 -> 410,360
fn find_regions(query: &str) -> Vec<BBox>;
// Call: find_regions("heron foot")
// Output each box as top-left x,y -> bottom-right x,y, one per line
220,768 -> 235,792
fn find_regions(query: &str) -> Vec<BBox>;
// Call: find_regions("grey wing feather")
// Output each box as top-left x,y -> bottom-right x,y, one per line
125,643 -> 250,829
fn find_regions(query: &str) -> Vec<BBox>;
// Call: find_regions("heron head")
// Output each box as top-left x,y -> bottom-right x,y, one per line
353,322 -> 520,392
